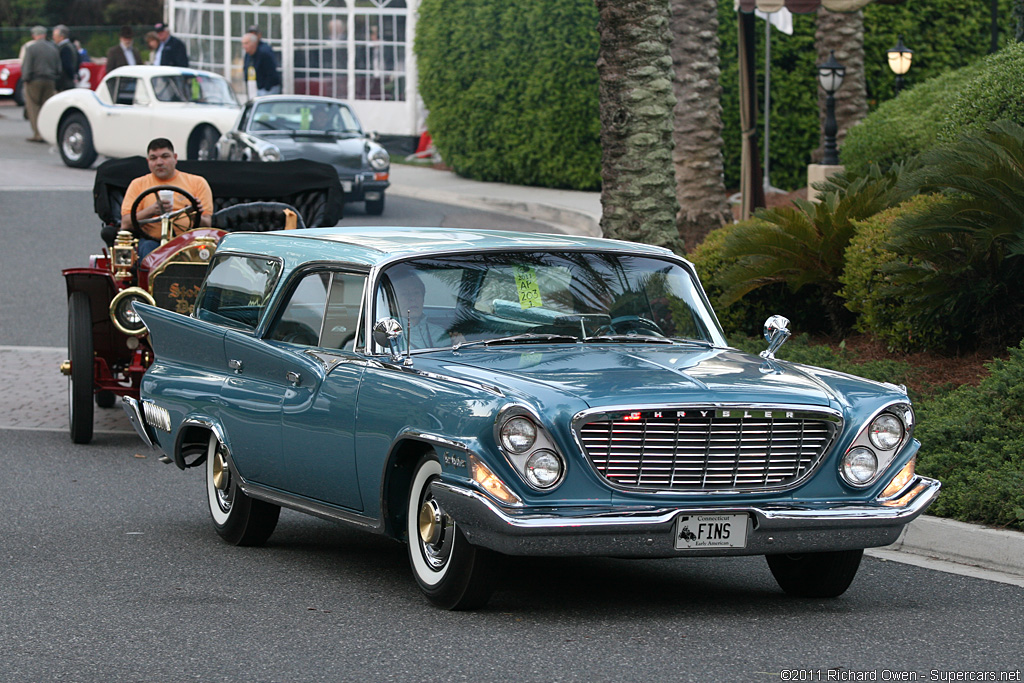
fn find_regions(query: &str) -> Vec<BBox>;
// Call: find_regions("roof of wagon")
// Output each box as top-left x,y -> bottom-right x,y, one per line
216,226 -> 676,268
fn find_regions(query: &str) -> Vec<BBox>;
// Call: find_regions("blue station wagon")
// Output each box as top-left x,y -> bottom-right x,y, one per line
124,227 -> 940,609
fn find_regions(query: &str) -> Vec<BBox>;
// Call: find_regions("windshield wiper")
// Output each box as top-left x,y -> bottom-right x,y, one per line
453,333 -> 579,350
583,335 -> 674,344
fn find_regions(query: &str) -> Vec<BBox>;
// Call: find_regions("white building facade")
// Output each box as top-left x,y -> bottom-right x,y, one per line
166,0 -> 423,139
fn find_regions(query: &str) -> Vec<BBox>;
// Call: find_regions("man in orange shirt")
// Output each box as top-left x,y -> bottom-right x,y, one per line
121,138 -> 213,259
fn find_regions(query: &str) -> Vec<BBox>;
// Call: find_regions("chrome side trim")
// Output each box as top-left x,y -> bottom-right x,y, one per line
121,396 -> 155,449
373,361 -> 505,397
239,480 -> 384,533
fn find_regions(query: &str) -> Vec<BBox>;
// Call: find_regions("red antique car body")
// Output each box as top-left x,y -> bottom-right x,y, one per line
1,58 -> 106,105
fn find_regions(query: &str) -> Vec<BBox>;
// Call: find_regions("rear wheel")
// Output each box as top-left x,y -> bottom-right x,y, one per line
67,292 -> 94,444
95,391 -> 116,409
206,433 -> 280,546
406,454 -> 496,610
191,125 -> 219,160
766,549 -> 864,598
58,112 -> 98,168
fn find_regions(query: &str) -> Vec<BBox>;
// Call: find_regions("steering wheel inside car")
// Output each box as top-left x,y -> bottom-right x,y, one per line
596,315 -> 666,337
129,184 -> 201,236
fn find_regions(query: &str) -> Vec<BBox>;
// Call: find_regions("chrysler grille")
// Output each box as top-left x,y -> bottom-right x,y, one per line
577,409 -> 837,492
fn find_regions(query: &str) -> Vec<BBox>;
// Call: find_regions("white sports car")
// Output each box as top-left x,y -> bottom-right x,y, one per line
38,65 -> 241,169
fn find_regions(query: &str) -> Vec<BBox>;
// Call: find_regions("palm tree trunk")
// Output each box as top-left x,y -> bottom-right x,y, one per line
595,0 -> 683,252
669,0 -> 731,251
814,8 -> 868,165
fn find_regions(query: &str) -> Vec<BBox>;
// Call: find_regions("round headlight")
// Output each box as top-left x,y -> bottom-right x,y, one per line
869,413 -> 904,450
109,287 -> 155,336
525,450 -> 562,489
369,148 -> 390,170
0,68 -> 10,80
841,447 -> 878,486
260,146 -> 282,162
500,417 -> 537,454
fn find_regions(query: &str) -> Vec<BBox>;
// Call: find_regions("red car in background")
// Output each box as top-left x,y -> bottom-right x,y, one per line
0,58 -> 105,105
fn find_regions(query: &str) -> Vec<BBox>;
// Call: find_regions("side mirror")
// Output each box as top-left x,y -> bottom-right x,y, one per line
760,315 -> 791,360
373,318 -> 405,363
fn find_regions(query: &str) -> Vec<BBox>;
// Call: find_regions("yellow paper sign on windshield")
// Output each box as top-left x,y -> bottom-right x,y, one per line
300,107 -> 311,130
513,266 -> 543,309
191,78 -> 201,101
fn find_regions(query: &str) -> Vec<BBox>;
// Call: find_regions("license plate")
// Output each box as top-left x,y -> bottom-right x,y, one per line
341,181 -> 353,193
675,513 -> 748,550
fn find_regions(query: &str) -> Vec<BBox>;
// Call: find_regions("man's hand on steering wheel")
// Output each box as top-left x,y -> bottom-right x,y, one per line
128,185 -> 203,240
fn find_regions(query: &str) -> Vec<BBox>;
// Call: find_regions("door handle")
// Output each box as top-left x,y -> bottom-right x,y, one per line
286,371 -> 301,387
228,359 -> 243,373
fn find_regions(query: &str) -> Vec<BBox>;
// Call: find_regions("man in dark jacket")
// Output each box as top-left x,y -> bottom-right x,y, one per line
242,32 -> 281,98
22,25 -> 61,142
153,22 -> 189,67
52,24 -> 78,91
106,25 -> 141,72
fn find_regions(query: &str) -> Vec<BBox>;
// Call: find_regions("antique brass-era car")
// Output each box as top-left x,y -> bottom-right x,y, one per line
61,157 -> 344,444
122,227 -> 940,609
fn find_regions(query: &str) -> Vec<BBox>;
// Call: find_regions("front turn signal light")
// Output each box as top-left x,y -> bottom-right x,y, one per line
468,453 -> 521,506
878,457 -> 917,501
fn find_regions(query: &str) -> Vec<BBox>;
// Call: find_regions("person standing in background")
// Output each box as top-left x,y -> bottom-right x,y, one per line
21,26 -> 60,142
52,25 -> 79,91
242,32 -> 281,98
106,26 -> 140,72
152,22 -> 189,67
144,32 -> 160,64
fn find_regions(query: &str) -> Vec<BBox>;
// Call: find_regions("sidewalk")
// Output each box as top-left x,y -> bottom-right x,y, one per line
386,163 -> 1024,587
388,163 -> 602,237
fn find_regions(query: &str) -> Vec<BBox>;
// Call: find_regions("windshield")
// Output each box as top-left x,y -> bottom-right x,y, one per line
374,252 -> 725,352
247,100 -> 362,133
151,74 -> 238,105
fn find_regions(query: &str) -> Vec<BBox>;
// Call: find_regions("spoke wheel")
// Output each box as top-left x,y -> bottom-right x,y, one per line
406,454 -> 495,610
192,125 -> 219,161
58,112 -> 97,168
205,433 -> 280,546
67,291 -> 94,444
766,549 -> 864,598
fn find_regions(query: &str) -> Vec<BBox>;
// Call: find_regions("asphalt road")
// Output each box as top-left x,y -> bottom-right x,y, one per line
1,101 -> 1022,681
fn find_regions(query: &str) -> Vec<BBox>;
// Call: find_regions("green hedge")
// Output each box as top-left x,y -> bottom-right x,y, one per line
415,0 -> 1014,193
915,341 -> 1024,531
838,193 -> 947,350
941,41 -> 1024,140
840,67 -> 976,176
415,0 -> 602,191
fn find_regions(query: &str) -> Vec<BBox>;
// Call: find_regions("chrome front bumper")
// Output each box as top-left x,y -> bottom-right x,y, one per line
431,476 -> 941,558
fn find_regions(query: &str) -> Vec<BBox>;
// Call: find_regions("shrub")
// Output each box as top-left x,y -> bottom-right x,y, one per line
713,166 -> 902,336
689,220 -> 818,339
941,42 -> 1024,141
415,0 -> 601,191
887,120 -> 1024,351
841,66 -> 976,176
914,340 -> 1024,531
838,193 -> 947,351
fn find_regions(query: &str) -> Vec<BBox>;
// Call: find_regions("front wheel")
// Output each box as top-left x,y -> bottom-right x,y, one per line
365,194 -> 385,216
406,454 -> 495,610
67,291 -> 94,444
766,549 -> 864,598
58,112 -> 98,168
206,433 -> 280,546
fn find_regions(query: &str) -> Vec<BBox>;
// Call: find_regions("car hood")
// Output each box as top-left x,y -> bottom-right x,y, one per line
255,133 -> 366,169
427,345 -> 838,409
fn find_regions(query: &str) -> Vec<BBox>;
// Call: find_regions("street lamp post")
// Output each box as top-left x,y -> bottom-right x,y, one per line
817,50 -> 845,166
887,35 -> 914,95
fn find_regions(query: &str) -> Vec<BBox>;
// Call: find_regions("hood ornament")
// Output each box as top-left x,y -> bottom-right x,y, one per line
760,315 -> 791,360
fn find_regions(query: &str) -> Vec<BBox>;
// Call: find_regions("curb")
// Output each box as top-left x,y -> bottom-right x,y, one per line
883,515 -> 1024,577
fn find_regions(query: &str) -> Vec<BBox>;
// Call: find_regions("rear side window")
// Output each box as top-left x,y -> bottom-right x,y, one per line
194,254 -> 282,331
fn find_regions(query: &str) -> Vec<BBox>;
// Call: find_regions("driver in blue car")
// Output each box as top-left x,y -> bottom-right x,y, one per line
121,138 -> 214,259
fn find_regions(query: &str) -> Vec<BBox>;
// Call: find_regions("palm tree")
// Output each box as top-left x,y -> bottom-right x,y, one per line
814,7 -> 868,164
595,0 -> 684,253
669,0 -> 731,251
